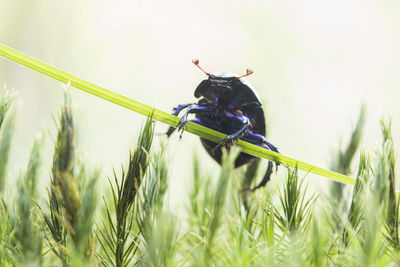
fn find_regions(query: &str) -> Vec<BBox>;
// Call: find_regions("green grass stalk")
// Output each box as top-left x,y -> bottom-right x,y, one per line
15,137 -> 43,265
43,93 -> 98,265
330,105 -> 365,207
97,115 -> 154,267
380,120 -> 400,249
0,200 -> 18,266
342,151 -> 370,246
275,168 -> 316,236
0,42 -> 354,185
0,89 -> 14,193
136,144 -> 176,267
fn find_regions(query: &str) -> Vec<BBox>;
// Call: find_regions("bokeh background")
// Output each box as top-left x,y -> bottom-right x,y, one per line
0,0 -> 399,204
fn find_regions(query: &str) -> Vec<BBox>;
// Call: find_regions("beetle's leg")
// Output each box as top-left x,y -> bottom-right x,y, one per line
212,111 -> 250,153
212,123 -> 249,153
250,161 -> 274,191
242,131 -> 279,153
177,117 -> 204,139
166,103 -> 196,137
172,103 -> 194,116
243,131 -> 280,170
176,104 -> 216,138
241,131 -> 280,191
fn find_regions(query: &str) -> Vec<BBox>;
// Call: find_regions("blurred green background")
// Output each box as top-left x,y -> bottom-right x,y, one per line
1,0 -> 399,203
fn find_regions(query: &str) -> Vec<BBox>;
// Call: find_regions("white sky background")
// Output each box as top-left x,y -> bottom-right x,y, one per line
0,0 -> 399,203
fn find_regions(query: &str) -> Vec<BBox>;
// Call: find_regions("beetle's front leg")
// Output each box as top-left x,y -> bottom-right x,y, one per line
177,104 -> 207,130
172,103 -> 194,116
171,104 -> 216,138
166,103 -> 196,137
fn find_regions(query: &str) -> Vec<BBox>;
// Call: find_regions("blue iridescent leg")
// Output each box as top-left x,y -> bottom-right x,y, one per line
242,131 -> 279,153
242,131 -> 279,191
177,104 -> 213,132
168,104 -> 216,138
212,112 -> 250,152
167,103 -> 195,136
172,103 -> 194,116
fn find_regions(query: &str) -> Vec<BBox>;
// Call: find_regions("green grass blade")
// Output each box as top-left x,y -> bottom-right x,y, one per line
0,42 -> 354,185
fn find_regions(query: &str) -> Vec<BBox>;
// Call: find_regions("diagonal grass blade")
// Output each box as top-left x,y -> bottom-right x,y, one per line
0,42 -> 355,185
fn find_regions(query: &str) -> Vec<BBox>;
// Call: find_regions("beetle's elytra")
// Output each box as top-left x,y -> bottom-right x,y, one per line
167,60 -> 279,190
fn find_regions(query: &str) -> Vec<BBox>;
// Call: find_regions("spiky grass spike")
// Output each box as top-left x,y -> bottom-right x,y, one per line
15,137 -> 43,264
0,199 -> 18,265
275,167 -> 317,236
97,115 -> 154,267
43,92 -> 98,265
342,151 -> 370,246
136,135 -> 175,267
0,88 -> 14,194
329,105 -> 366,231
186,148 -> 239,266
43,94 -> 74,266
379,119 -> 400,249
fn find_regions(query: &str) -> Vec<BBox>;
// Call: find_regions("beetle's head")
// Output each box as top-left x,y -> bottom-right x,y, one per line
209,75 -> 235,90
192,59 -> 253,105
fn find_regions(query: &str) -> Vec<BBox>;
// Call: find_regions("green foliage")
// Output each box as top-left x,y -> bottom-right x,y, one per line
41,92 -> 98,266
329,105 -> 366,232
187,149 -> 239,266
379,119 -> 400,251
0,89 -> 14,193
0,200 -> 18,266
341,151 -> 370,246
275,167 -> 317,235
241,159 -> 260,216
331,105 -> 366,175
0,90 -> 13,129
97,115 -> 154,267
136,148 -> 176,267
14,137 -> 43,265
1,89 -> 400,266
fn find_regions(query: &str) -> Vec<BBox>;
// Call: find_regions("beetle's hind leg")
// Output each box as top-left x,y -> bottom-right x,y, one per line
241,131 -> 280,191
250,161 -> 274,191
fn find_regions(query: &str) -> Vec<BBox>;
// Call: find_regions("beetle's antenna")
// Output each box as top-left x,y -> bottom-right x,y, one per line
192,59 -> 210,77
236,69 -> 254,79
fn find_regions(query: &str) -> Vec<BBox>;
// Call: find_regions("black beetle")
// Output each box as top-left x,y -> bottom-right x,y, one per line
167,60 -> 279,190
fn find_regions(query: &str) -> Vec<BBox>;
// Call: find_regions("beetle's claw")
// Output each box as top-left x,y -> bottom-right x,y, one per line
177,120 -> 188,132
216,134 -> 240,150
176,116 -> 189,139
